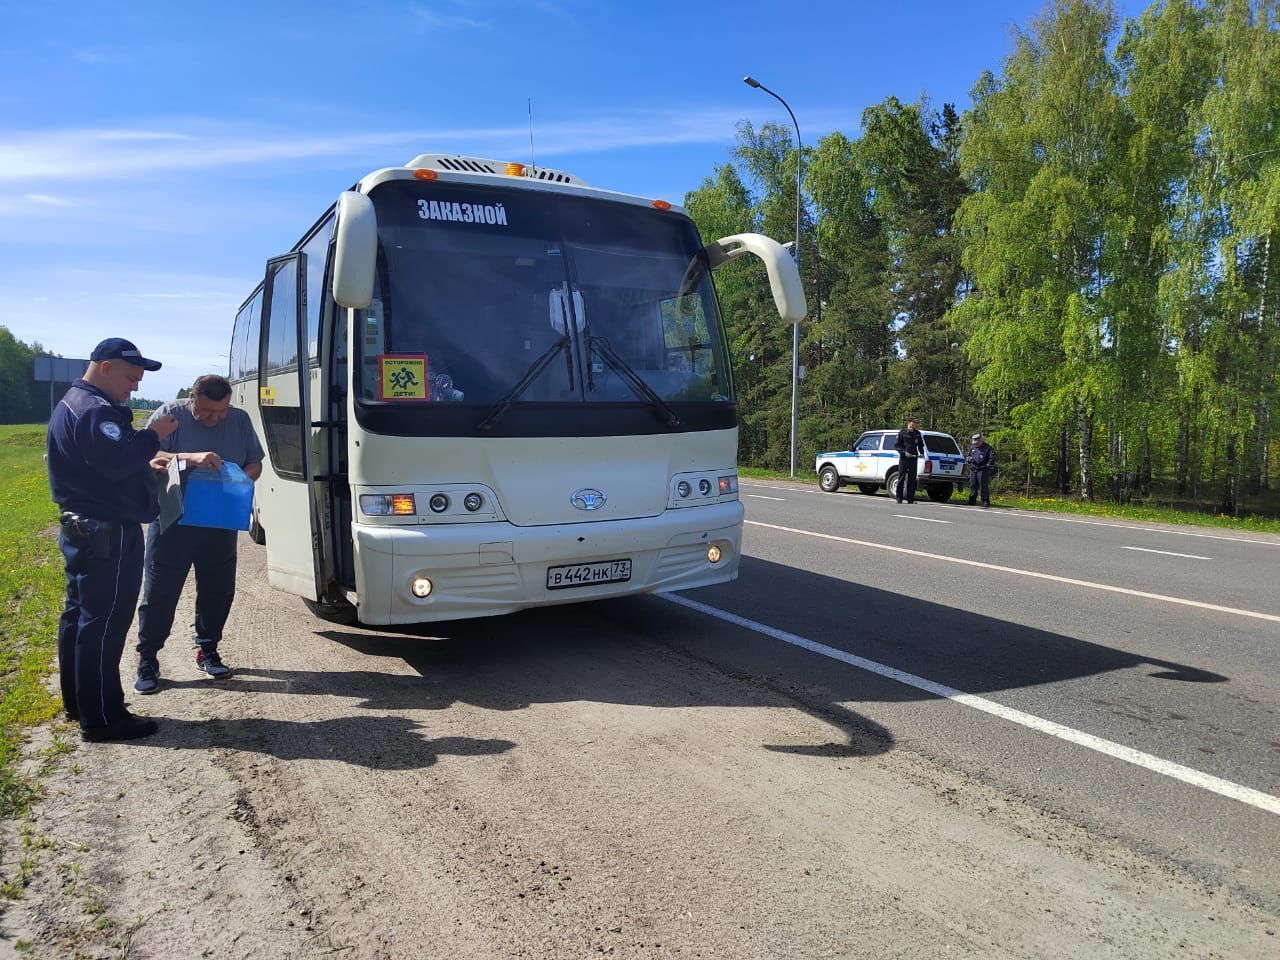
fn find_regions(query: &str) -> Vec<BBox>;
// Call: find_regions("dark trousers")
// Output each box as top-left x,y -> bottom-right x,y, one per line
58,519 -> 144,729
136,523 -> 239,657
896,456 -> 919,502
969,468 -> 991,504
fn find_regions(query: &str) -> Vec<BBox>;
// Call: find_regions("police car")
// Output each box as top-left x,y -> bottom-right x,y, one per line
816,429 -> 968,501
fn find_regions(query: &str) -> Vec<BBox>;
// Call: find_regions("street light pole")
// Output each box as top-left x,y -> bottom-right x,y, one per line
743,76 -> 803,478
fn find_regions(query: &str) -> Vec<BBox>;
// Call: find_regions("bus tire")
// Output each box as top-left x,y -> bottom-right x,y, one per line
926,483 -> 954,503
857,483 -> 879,495
249,508 -> 266,545
303,597 -> 359,626
819,465 -> 841,493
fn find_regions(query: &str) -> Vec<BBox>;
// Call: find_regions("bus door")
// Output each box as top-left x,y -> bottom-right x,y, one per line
257,252 -> 322,600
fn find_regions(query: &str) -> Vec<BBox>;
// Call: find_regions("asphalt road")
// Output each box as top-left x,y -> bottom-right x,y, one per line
16,481 -> 1280,958
707,481 -> 1280,908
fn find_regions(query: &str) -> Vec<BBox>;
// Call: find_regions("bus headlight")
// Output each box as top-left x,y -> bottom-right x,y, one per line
677,480 -> 692,498
699,478 -> 712,496
428,493 -> 450,513
463,492 -> 484,512
360,493 -> 416,516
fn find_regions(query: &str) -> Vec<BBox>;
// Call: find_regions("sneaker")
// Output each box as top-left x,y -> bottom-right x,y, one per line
982,501 -> 991,509
195,648 -> 231,680
82,710 -> 157,743
134,657 -> 161,695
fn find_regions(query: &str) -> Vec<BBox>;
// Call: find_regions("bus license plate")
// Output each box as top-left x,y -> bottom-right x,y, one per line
546,559 -> 632,590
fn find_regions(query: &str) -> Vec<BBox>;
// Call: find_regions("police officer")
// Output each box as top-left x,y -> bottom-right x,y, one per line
47,338 -> 178,741
967,433 -> 995,508
893,416 -> 926,504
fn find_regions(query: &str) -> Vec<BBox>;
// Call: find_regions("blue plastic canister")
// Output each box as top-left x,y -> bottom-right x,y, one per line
179,462 -> 253,531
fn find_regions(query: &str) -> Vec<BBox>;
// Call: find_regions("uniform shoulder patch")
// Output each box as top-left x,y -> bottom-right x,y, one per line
100,421 -> 123,441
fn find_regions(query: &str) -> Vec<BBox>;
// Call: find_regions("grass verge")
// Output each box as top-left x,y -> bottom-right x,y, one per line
0,423 -> 64,820
737,465 -> 1280,534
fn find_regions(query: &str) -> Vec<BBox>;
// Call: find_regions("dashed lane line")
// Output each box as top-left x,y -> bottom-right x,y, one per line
660,592 -> 1280,817
738,480 -> 1280,547
1121,546 -> 1212,561
745,519 -> 1280,624
893,514 -> 950,524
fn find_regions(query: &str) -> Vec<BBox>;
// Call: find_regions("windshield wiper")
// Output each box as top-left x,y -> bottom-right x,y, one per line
590,337 -> 683,430
474,336 -> 573,432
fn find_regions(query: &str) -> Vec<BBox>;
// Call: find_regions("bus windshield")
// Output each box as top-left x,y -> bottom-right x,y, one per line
359,180 -> 733,410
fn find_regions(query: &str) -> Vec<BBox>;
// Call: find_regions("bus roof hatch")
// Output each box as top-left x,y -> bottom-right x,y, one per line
405,154 -> 587,187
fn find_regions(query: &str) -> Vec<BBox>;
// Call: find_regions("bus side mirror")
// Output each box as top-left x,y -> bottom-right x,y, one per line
332,191 -> 378,308
706,233 -> 806,323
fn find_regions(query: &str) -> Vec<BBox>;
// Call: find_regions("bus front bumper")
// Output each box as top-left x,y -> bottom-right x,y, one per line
349,501 -> 744,625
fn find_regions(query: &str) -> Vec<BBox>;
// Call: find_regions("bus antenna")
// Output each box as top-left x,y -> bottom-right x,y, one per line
527,98 -> 537,175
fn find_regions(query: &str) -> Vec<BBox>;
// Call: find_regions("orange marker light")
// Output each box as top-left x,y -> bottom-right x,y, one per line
652,199 -> 672,210
391,494 -> 416,515
413,169 -> 438,181
505,162 -> 526,176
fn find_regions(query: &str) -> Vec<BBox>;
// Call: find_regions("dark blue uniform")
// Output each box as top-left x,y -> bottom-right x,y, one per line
967,440 -> 994,506
47,379 -> 161,730
893,427 -> 926,503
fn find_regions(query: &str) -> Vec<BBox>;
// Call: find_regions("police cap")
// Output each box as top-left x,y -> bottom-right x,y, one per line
91,338 -> 162,371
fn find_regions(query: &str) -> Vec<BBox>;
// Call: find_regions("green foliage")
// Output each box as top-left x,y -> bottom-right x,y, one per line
687,0 -> 1278,514
0,424 -> 64,819
0,327 -> 52,425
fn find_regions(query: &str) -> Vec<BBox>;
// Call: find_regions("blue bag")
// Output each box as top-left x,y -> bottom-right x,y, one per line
179,462 -> 253,531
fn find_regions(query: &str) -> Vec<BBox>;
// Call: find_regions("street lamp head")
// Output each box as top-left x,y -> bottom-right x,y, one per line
743,76 -> 761,88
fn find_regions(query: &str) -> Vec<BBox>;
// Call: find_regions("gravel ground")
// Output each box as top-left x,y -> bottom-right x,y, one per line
2,537 -> 1276,959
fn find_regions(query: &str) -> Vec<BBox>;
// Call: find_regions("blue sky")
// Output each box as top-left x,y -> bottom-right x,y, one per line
1,0 -> 1145,401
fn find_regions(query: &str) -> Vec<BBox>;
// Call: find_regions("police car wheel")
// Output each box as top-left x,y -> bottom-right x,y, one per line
926,483 -> 954,503
819,466 -> 841,493
857,483 -> 879,495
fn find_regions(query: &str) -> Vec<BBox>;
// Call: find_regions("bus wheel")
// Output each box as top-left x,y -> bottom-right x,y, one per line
819,465 -> 842,493
926,483 -> 954,503
303,597 -> 359,625
857,483 -> 879,495
249,508 -> 266,545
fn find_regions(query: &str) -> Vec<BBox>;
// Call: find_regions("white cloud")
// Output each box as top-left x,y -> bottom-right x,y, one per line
23,193 -> 77,207
4,264 -> 246,400
0,106 -> 860,185
407,4 -> 491,29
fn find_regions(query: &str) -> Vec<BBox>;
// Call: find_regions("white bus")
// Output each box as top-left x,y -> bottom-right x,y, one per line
228,153 -> 804,625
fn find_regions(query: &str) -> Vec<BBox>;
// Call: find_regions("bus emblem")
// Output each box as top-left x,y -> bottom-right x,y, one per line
570,488 -> 606,511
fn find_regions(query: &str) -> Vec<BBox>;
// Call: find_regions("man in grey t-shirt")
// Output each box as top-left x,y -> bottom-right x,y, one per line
134,374 -> 264,692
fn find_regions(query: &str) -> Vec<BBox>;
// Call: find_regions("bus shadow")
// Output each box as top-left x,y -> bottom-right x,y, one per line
202,555 -> 1225,768
310,552 -> 1224,758
134,713 -> 513,770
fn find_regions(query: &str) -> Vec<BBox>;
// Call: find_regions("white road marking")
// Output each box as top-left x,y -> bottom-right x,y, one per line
1121,546 -> 1211,561
744,482 -> 819,495
893,514 -> 950,524
935,504 -> 1280,546
660,592 -> 1280,817
739,480 -> 1280,547
747,494 -> 787,501
745,520 -> 1280,624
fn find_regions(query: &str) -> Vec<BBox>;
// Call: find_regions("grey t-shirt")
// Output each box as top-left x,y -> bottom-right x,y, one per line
146,400 -> 265,468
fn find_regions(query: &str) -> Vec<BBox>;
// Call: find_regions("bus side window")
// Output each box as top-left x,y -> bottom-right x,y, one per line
244,291 -> 262,380
230,308 -> 245,380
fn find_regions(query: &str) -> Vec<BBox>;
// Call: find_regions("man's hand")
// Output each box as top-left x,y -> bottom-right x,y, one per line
185,451 -> 222,471
150,414 -> 178,441
149,455 -> 170,473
